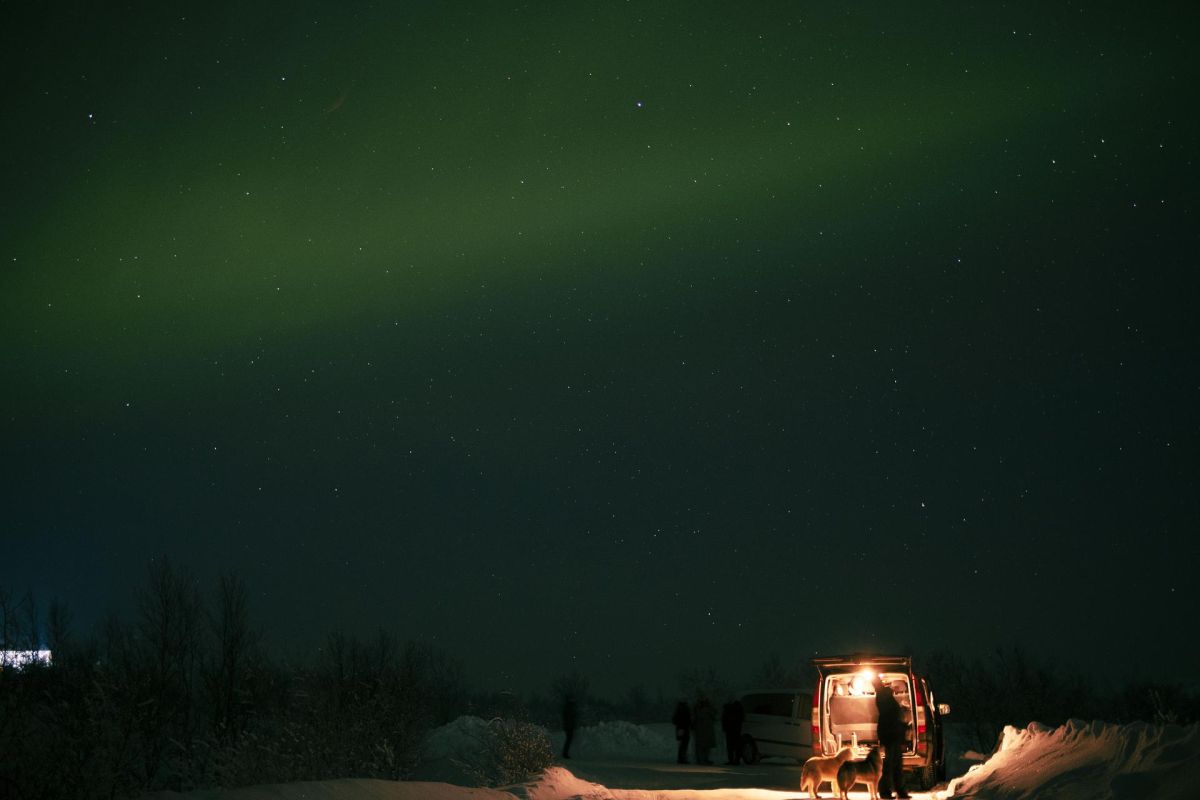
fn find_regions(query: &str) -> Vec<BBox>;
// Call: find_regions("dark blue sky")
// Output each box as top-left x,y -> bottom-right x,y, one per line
2,1 -> 1197,694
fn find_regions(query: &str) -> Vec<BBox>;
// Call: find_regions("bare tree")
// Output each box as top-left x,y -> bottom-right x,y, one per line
0,586 -> 17,665
677,666 -> 732,704
20,590 -> 39,652
552,668 -> 590,704
396,639 -> 467,727
203,572 -> 257,743
47,598 -> 72,659
136,557 -> 202,787
750,652 -> 810,689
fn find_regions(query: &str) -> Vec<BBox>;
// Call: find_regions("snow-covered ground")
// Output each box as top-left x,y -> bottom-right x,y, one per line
143,717 -> 1199,800
943,719 -> 1199,800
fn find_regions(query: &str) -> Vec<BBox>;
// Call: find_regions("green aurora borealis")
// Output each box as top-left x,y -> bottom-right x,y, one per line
3,2 -> 1197,690
11,4 -> 1112,356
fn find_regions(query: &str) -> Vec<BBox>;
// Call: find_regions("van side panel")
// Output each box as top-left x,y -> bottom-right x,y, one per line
739,691 -> 812,761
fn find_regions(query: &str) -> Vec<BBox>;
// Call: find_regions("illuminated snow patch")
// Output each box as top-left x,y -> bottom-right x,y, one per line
0,650 -> 52,669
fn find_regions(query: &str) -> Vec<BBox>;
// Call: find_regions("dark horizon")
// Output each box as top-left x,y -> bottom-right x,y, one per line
3,2 -> 1197,699
2,560 -> 1187,703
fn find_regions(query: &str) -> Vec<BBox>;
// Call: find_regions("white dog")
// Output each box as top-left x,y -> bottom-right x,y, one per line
800,746 -> 853,798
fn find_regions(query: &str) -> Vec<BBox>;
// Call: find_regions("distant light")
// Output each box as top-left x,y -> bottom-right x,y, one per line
1,650 -> 52,670
635,100 -> 644,108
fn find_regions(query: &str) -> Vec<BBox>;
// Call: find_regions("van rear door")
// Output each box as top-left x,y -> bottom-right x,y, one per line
812,655 -> 915,754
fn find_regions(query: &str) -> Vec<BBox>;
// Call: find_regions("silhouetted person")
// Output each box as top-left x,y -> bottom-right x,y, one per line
721,698 -> 746,764
561,695 -> 578,759
672,700 -> 693,763
693,695 -> 717,765
874,676 -> 909,799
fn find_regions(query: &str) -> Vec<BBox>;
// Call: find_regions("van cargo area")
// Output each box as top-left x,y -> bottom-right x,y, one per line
811,654 -> 949,790
823,670 -> 915,753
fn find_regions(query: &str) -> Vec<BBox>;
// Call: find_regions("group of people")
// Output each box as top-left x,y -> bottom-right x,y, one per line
566,682 -> 908,798
672,678 -> 910,798
671,696 -> 746,765
561,693 -> 746,765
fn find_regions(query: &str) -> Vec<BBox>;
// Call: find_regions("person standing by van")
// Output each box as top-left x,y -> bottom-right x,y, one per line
561,694 -> 578,759
693,695 -> 717,765
721,698 -> 745,764
874,676 -> 909,799
672,700 -> 693,763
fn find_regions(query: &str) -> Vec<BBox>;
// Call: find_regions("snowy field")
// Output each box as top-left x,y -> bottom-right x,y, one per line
142,717 -> 1199,800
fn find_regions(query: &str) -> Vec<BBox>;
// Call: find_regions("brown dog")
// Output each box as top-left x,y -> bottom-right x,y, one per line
800,746 -> 853,798
836,746 -> 883,800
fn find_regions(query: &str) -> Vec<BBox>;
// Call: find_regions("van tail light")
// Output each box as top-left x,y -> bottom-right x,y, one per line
914,676 -> 927,752
812,679 -> 822,754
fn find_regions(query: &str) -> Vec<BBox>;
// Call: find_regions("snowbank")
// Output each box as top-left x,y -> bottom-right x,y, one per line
941,722 -> 991,779
143,718 -> 1200,800
421,716 -> 674,767
942,719 -> 1200,800
519,767 -> 808,800
411,716 -> 499,785
423,716 -> 500,762
142,778 -> 514,800
548,721 -> 676,762
415,715 -> 553,786
523,767 -> 617,800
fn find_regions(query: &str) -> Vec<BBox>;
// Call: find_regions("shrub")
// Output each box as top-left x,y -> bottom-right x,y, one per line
459,718 -> 554,787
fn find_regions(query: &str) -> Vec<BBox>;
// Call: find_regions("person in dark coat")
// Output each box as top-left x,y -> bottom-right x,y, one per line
693,695 -> 717,765
721,698 -> 746,764
874,676 -> 909,799
561,695 -> 578,759
672,700 -> 693,763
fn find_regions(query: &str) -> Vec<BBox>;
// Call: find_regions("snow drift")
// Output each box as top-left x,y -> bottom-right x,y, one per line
144,718 -> 1199,799
548,720 -> 676,762
941,719 -> 1200,800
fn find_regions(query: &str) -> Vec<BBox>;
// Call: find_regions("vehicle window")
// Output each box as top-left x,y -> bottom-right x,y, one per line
741,693 -> 794,717
827,672 -> 911,698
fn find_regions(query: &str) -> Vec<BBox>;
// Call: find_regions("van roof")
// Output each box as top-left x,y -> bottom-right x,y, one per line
811,654 -> 913,673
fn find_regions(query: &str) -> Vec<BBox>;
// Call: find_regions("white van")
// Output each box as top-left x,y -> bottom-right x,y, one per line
737,688 -> 813,763
811,654 -> 950,789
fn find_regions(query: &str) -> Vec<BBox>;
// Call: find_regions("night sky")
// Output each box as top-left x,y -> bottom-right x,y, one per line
3,2 -> 1196,695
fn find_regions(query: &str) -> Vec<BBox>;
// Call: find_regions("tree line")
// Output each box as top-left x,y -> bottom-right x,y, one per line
922,645 -> 1200,752
0,560 -> 467,799
2,563 -> 1196,798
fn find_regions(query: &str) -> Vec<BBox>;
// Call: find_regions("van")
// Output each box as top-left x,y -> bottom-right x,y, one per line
810,654 -> 950,789
737,688 -> 813,763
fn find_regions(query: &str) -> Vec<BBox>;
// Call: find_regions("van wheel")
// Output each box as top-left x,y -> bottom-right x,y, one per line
917,763 -> 936,790
741,737 -> 759,765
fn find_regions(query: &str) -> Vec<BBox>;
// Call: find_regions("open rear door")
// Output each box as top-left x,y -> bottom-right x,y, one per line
811,654 -> 915,755
812,654 -> 912,675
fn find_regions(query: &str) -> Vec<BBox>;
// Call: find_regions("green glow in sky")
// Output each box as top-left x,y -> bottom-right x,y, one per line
2,1 -> 1195,691
8,4 -> 1074,359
